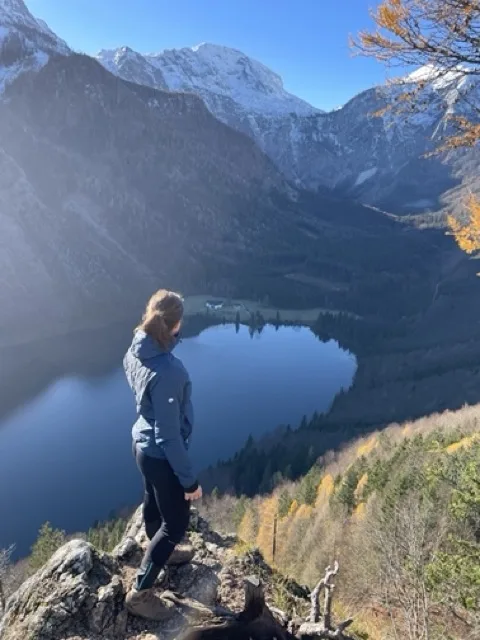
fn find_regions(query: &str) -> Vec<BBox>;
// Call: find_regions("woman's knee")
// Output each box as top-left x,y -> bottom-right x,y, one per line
143,491 -> 160,520
168,509 -> 190,543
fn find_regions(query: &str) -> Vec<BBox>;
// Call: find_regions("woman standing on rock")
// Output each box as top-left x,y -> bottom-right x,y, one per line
123,289 -> 203,620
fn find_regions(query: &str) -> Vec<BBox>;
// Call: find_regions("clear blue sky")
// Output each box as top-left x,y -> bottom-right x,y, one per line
28,0 -> 397,111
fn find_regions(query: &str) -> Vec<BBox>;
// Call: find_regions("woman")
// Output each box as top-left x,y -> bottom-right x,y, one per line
123,289 -> 202,620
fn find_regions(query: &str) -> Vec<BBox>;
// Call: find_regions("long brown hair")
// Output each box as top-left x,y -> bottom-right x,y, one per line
137,289 -> 184,349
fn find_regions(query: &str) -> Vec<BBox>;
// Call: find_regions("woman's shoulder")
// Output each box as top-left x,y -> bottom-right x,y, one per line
153,353 -> 189,385
169,354 -> 189,379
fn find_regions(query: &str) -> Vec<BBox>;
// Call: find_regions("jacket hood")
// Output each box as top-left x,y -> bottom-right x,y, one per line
129,330 -> 179,362
130,330 -> 166,362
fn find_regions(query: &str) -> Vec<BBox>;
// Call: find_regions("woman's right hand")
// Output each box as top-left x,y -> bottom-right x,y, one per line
185,485 -> 203,501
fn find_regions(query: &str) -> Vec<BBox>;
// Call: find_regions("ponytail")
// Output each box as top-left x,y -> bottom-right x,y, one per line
143,311 -> 172,348
137,289 -> 184,349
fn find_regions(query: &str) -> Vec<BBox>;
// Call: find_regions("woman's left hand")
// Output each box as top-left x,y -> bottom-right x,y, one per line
185,486 -> 203,501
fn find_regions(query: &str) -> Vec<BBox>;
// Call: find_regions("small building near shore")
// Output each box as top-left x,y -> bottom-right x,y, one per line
205,300 -> 224,310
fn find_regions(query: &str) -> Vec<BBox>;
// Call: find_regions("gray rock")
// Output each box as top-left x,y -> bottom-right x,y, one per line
0,540 -> 123,640
90,575 -> 127,637
112,537 -> 141,562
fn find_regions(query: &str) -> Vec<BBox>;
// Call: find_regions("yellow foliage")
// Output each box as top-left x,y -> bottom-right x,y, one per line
295,504 -> 313,520
402,425 -> 412,436
238,506 -> 257,545
233,540 -> 255,556
288,499 -> 299,516
316,474 -> 334,507
355,473 -> 369,499
357,436 -> 378,458
256,496 -> 278,564
353,0 -> 480,159
378,0 -> 408,36
274,511 -> 299,566
448,196 -> 480,255
446,434 -> 478,454
353,502 -> 367,521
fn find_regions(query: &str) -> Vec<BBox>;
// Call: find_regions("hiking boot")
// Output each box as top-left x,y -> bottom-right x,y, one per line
167,544 -> 195,566
155,567 -> 169,587
125,587 -> 176,621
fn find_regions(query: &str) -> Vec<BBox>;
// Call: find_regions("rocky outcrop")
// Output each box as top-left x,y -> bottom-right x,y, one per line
0,508 -> 311,640
0,540 -> 127,640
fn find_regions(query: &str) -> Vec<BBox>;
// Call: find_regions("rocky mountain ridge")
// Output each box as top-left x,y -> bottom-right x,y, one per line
0,0 -> 69,90
96,46 -> 480,215
97,43 -> 319,118
0,2 -> 478,216
0,508 -> 323,640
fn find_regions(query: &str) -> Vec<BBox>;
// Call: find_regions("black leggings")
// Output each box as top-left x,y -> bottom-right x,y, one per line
134,443 -> 190,590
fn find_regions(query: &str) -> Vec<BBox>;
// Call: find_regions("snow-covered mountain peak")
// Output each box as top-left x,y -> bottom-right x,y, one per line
0,0 -> 68,52
146,42 -> 318,115
96,42 -> 320,117
98,46 -> 143,69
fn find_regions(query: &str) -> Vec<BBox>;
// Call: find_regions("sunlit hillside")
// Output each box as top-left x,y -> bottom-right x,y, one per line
203,405 -> 480,639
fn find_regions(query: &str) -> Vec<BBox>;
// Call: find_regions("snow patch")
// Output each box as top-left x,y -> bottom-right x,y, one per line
0,48 -> 49,93
354,167 -> 377,187
404,64 -> 469,91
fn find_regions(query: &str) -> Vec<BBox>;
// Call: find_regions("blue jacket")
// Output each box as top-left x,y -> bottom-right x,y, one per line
123,330 -> 197,491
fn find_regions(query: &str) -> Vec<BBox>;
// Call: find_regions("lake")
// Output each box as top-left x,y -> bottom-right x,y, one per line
0,322 -> 356,557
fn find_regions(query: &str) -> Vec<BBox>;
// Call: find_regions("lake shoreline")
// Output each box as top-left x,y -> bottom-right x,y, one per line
183,294 -> 359,326
0,294 -> 358,351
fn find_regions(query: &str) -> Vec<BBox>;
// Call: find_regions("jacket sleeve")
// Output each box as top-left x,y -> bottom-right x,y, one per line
149,373 -> 198,492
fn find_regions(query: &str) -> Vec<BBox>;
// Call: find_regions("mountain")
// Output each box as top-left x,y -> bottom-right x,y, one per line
0,0 -> 69,90
0,3 -> 452,347
97,43 -> 319,118
0,51 -> 313,344
97,44 -> 480,215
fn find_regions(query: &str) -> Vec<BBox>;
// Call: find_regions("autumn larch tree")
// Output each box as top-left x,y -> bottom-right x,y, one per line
352,0 -> 480,253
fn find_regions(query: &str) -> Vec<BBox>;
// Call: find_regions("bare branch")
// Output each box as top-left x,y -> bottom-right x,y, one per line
301,562 -> 354,640
0,546 -> 15,613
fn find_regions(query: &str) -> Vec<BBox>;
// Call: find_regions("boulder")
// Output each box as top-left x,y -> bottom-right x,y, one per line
0,540 -> 126,640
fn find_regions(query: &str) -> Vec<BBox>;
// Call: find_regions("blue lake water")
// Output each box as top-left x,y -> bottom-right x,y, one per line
0,323 -> 356,556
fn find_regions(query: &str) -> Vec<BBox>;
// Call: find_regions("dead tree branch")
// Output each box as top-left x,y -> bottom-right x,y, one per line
178,568 -> 356,640
299,562 -> 354,640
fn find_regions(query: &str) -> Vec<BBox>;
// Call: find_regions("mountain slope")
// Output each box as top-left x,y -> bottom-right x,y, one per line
0,52 -> 311,343
1,50 -> 438,346
98,44 -> 480,214
0,0 -> 69,90
0,2 -> 459,347
205,405 -> 480,639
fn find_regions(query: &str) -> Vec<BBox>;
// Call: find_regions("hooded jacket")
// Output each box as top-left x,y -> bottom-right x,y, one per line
123,330 -> 197,492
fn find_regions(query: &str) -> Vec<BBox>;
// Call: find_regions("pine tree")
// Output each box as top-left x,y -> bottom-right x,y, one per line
278,489 -> 293,518
29,522 -> 66,571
